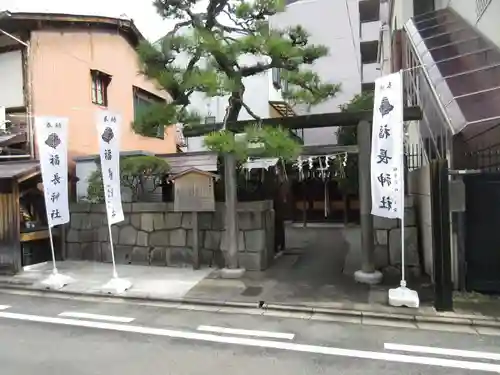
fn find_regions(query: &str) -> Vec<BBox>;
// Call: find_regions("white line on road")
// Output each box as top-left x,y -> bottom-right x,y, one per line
385,343 -> 500,362
58,312 -> 135,323
0,305 -> 10,310
197,325 -> 295,340
0,311 -> 499,373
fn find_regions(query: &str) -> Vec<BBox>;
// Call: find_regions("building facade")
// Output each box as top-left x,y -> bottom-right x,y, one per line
0,12 -> 179,163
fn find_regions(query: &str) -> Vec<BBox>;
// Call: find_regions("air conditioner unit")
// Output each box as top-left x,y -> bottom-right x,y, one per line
0,107 -> 5,132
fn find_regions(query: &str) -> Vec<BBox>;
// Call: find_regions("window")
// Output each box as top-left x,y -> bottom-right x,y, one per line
90,70 -> 111,107
272,67 -> 281,89
133,87 -> 166,139
204,116 -> 216,124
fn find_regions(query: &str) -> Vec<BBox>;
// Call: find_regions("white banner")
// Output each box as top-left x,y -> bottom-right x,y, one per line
35,117 -> 70,227
96,111 -> 124,225
371,72 -> 404,219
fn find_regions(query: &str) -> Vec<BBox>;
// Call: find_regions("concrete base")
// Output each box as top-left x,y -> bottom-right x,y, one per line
388,286 -> 420,308
40,272 -> 74,290
220,268 -> 246,279
354,270 -> 383,285
100,277 -> 132,294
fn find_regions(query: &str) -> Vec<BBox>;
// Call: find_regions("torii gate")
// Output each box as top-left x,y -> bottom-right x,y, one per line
183,107 -> 422,283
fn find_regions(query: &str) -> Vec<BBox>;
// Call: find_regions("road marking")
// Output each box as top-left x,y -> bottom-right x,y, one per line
0,305 -> 10,310
58,312 -> 135,323
197,325 -> 295,340
0,311 -> 499,373
385,343 -> 500,361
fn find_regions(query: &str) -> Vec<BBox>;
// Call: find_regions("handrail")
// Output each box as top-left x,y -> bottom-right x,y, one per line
403,20 -> 455,134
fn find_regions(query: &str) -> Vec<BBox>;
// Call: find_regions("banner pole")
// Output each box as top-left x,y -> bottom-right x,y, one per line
107,223 -> 118,279
47,225 -> 58,275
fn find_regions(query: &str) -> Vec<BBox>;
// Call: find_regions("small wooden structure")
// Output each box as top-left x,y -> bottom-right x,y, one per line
171,168 -> 218,269
0,161 -> 58,274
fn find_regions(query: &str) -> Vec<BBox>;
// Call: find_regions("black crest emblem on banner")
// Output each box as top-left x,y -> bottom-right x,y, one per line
379,97 -> 394,117
101,127 -> 114,144
45,133 -> 61,149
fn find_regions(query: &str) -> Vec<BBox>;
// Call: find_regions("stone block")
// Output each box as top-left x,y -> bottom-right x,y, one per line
90,204 -> 106,213
389,226 -> 420,267
404,206 -> 416,226
170,228 -> 187,247
66,243 -> 81,260
187,229 -> 205,248
70,203 -> 91,213
79,230 -> 95,242
71,213 -> 89,230
239,212 -> 263,230
130,214 -> 142,229
101,243 -> 112,263
167,247 -> 192,267
150,247 -> 167,266
181,213 -> 192,229
66,229 -> 80,243
212,209 -> 225,230
114,245 -> 132,264
204,230 -> 221,250
165,213 -> 182,229
89,213 -> 104,228
136,231 -> 149,247
198,213 -> 213,230
376,230 -> 388,246
81,243 -> 100,261
373,216 -> 398,230
131,246 -> 150,265
220,230 -> 245,252
141,213 -> 154,232
153,213 -> 166,230
111,226 -> 119,243
98,226 -> 108,242
118,226 -> 137,246
244,229 -> 266,252
115,214 -> 130,226
149,231 -> 169,247
239,252 -> 265,271
131,203 -> 160,213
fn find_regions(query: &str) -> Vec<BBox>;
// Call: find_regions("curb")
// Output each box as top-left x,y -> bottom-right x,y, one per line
0,282 -> 499,330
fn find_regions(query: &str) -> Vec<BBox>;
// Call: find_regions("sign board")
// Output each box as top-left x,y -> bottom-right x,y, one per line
173,168 -> 217,212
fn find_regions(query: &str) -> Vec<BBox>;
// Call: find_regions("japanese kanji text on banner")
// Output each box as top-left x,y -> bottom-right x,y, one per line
96,111 -> 124,225
35,117 -> 70,227
371,72 -> 404,219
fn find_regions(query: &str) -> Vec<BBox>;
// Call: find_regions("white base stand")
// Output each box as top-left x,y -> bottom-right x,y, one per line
101,277 -> 132,294
388,286 -> 420,308
354,270 -> 383,285
41,272 -> 74,290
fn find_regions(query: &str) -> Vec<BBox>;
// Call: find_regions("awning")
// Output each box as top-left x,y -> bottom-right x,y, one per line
0,160 -> 39,181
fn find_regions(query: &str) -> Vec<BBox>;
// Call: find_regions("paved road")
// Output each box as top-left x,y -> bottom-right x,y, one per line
1,291 -> 500,374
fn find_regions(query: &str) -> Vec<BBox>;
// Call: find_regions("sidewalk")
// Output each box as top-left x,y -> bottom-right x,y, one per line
1,260 -> 499,332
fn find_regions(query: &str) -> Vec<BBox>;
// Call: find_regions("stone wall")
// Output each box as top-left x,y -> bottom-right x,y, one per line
374,196 -> 421,276
66,201 -> 275,271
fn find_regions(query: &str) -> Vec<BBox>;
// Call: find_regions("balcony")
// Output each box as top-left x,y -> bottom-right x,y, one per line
361,20 -> 380,42
362,62 -> 380,84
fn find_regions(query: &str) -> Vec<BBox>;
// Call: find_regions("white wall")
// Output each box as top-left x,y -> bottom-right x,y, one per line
0,50 -> 24,108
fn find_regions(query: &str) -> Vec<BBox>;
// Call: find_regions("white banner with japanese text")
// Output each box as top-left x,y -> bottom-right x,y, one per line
371,72 -> 404,219
96,110 -> 124,225
35,117 -> 70,227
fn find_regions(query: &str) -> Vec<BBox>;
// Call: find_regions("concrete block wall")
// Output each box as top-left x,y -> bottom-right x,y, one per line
374,196 -> 421,276
65,201 -> 275,271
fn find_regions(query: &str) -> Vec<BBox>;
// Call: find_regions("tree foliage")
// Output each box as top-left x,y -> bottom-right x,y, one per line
85,155 -> 170,203
134,0 -> 341,145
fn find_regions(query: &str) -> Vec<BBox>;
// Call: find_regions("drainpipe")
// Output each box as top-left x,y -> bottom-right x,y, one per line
0,28 -> 34,159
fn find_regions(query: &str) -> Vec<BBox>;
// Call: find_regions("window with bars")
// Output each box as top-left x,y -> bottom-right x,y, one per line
133,87 -> 166,139
272,67 -> 281,89
204,116 -> 216,124
91,70 -> 111,107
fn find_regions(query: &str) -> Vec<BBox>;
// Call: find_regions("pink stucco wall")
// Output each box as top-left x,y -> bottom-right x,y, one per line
30,29 -> 177,161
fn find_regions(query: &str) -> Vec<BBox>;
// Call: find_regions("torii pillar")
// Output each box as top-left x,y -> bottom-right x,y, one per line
354,120 -> 383,285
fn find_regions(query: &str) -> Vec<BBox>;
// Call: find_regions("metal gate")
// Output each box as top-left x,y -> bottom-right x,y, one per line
464,173 -> 500,293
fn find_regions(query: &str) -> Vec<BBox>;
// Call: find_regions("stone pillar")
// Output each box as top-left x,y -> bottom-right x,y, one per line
354,120 -> 383,285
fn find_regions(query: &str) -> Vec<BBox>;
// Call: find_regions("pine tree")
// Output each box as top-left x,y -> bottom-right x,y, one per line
135,0 -> 340,269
